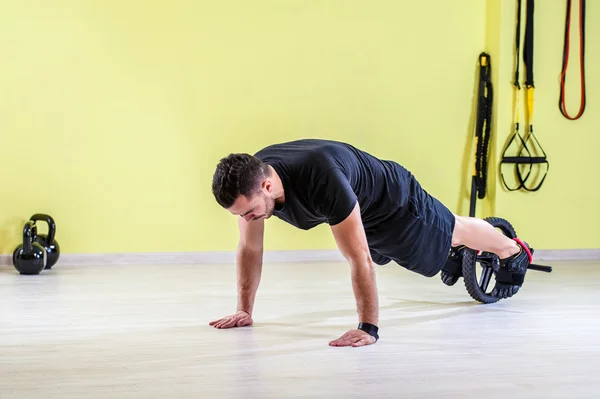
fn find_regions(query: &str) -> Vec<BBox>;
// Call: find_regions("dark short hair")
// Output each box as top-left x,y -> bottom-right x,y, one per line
212,153 -> 271,208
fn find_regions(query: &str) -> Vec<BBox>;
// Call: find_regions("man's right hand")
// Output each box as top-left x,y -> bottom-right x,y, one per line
209,310 -> 253,329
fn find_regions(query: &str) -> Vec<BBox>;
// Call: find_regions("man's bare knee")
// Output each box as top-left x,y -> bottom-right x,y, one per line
451,214 -> 465,247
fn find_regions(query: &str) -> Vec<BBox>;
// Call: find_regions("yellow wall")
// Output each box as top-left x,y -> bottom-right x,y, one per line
487,0 -> 599,250
0,0 -> 596,255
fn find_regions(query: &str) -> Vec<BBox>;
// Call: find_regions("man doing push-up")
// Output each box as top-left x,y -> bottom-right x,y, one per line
209,139 -> 533,347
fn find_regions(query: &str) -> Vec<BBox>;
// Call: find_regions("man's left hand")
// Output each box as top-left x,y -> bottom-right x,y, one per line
329,329 -> 377,347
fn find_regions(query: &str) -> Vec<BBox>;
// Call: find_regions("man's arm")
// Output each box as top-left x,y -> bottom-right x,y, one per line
210,216 -> 264,329
236,216 -> 265,315
329,202 -> 380,346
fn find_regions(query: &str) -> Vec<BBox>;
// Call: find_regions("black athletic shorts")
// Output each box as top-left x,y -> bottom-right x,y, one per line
365,177 -> 456,278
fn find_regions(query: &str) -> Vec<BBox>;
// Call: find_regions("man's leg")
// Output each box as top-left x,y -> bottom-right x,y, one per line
442,214 -> 533,294
451,215 -> 520,258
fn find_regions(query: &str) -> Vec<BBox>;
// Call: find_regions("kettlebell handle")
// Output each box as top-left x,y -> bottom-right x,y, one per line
29,213 -> 56,243
22,220 -> 36,253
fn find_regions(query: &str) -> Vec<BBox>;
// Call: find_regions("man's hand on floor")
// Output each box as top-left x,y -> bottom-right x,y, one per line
329,329 -> 377,347
209,310 -> 253,329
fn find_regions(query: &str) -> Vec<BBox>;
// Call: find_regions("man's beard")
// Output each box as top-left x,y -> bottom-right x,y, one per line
263,194 -> 275,219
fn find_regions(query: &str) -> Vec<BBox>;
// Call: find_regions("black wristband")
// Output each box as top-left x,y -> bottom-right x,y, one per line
358,322 -> 379,341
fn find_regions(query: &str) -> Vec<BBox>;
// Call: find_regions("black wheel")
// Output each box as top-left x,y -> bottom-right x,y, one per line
462,217 -> 518,304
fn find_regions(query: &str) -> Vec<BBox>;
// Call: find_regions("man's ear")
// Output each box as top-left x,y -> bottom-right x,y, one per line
262,178 -> 272,193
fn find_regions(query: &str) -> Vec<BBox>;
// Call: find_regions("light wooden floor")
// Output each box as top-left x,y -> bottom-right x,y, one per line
1,259 -> 600,398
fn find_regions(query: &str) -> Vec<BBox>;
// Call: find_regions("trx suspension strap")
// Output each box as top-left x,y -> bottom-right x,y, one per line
559,0 -> 586,120
500,0 -> 549,192
501,0 -> 531,192
521,0 -> 549,192
469,52 -> 493,217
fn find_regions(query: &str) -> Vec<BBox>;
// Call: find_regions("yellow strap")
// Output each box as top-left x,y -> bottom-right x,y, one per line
526,86 -> 534,124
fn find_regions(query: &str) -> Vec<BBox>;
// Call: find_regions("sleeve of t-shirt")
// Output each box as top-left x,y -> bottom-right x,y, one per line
312,167 -> 358,226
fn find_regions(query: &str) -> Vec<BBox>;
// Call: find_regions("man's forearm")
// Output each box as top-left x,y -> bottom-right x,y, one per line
349,257 -> 379,326
236,247 -> 263,315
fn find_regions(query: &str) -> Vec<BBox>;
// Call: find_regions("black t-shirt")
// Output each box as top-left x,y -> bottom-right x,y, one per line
254,139 -> 415,232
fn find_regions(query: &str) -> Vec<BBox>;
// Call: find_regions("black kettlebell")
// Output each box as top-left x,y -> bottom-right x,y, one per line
12,220 -> 47,275
29,213 -> 60,269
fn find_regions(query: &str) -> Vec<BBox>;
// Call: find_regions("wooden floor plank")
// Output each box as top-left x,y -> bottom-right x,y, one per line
1,260 -> 599,398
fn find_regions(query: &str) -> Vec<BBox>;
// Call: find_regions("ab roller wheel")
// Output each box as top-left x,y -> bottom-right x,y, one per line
460,216 -> 552,304
462,217 -> 517,304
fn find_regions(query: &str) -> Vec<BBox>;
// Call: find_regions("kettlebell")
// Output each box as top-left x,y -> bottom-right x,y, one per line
12,220 -> 47,275
29,213 -> 60,269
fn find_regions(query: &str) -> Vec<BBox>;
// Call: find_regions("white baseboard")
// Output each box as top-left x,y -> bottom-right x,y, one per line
0,250 -> 346,266
1,248 -> 598,267
531,249 -> 600,261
